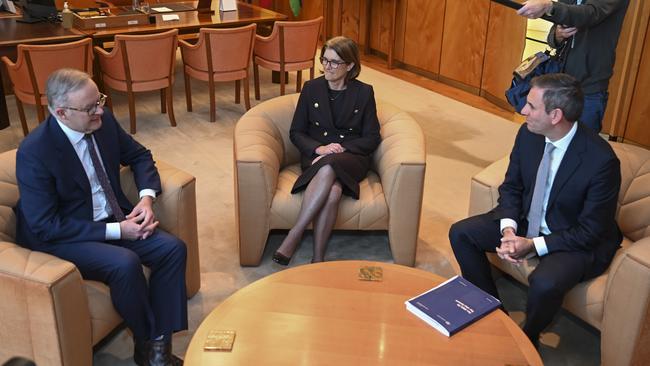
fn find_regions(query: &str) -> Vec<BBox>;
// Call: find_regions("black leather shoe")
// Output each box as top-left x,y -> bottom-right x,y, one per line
272,251 -> 292,266
148,339 -> 183,366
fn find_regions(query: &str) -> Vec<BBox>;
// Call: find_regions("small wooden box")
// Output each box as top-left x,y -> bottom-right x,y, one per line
73,8 -> 150,30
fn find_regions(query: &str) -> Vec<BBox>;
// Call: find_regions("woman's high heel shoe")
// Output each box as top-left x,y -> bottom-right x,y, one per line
272,251 -> 292,266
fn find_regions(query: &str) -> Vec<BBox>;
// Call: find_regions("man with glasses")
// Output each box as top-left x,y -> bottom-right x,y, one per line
15,69 -> 187,366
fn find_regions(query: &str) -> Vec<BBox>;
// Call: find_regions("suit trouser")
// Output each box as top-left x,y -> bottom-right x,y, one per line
34,229 -> 188,341
449,213 -> 591,341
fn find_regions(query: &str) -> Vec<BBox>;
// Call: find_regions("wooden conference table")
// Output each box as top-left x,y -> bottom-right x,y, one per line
185,260 -> 543,366
0,1 -> 286,130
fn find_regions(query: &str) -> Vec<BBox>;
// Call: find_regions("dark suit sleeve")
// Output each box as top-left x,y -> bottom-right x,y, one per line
548,0 -> 626,28
16,148 -> 106,244
290,83 -> 322,156
341,85 -> 381,155
545,155 -> 621,253
113,116 -> 161,194
493,126 -> 526,221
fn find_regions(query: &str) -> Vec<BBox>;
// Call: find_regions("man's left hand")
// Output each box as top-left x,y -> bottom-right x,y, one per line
127,196 -> 156,231
499,234 -> 536,260
517,0 -> 553,19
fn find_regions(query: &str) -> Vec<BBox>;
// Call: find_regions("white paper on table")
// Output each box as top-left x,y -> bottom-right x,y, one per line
220,0 -> 237,11
161,14 -> 180,21
152,7 -> 173,12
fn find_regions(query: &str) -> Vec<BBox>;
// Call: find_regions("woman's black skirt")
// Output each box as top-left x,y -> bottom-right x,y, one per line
291,152 -> 371,199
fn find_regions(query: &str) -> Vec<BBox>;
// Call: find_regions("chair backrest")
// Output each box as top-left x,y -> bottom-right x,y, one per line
5,38 -> 93,99
0,149 -> 18,242
196,24 -> 256,74
611,142 -> 650,241
260,17 -> 322,64
108,29 -> 178,85
280,17 -> 322,64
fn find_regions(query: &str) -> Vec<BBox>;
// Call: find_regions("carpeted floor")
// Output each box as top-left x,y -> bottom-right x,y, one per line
0,53 -> 600,365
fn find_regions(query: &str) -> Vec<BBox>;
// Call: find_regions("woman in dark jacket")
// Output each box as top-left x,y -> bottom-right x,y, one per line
272,36 -> 381,265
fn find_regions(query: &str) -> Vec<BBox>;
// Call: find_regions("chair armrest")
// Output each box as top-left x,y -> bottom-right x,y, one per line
253,33 -> 279,61
468,156 -> 509,216
178,38 -> 204,71
94,45 -> 122,79
0,242 -> 92,366
1,55 -> 18,70
119,161 -> 200,297
373,105 -> 426,266
374,106 -> 426,202
601,235 -> 650,366
93,45 -> 112,58
234,113 -> 284,265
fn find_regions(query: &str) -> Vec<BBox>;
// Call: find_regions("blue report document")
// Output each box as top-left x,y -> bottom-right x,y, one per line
405,275 -> 501,337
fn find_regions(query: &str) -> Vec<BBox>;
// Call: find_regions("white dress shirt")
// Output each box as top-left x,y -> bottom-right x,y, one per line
500,122 -> 578,256
56,119 -> 156,240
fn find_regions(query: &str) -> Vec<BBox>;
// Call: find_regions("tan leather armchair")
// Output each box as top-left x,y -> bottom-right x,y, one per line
0,149 -> 200,366
468,141 -> 650,366
234,94 -> 426,266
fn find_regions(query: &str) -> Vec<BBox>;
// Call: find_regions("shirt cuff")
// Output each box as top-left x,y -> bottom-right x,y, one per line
105,222 -> 121,240
532,236 -> 549,257
139,189 -> 157,200
500,219 -> 518,234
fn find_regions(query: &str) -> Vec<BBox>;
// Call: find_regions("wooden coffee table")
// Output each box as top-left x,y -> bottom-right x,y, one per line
185,260 -> 542,365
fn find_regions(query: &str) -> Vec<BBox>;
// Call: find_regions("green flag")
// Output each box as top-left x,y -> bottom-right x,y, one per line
290,0 -> 302,17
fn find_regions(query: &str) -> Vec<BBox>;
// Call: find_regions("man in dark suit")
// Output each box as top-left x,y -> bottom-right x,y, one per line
15,69 -> 187,366
449,73 -> 621,346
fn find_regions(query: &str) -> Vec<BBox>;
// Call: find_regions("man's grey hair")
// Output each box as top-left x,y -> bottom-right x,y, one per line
46,68 -> 93,113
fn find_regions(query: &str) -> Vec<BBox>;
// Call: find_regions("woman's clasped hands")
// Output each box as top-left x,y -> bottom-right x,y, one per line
312,143 -> 346,164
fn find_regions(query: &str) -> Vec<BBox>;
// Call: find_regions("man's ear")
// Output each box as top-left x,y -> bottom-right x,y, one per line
53,108 -> 67,120
550,108 -> 564,125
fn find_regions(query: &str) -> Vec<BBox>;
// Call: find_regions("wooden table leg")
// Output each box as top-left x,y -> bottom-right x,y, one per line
0,70 -> 9,130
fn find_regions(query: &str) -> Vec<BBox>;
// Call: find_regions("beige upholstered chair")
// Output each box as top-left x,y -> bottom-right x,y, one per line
468,141 -> 650,366
234,94 -> 426,266
0,149 -> 200,366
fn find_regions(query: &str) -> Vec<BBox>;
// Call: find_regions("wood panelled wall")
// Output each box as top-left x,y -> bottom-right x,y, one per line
289,0 -> 526,109
269,0 -> 650,148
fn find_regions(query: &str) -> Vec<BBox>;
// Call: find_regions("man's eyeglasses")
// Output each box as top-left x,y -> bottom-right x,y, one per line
61,93 -> 107,116
320,57 -> 347,69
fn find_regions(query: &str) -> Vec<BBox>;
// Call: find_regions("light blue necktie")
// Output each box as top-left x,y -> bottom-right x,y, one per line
527,142 -> 555,238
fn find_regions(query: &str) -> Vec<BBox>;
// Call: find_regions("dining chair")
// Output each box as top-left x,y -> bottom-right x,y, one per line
252,17 -> 322,99
1,38 -> 93,136
94,29 -> 178,134
179,24 -> 257,122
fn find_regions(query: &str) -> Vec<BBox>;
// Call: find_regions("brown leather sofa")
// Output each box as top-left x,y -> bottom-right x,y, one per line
468,141 -> 650,366
234,94 -> 426,266
0,149 -> 200,366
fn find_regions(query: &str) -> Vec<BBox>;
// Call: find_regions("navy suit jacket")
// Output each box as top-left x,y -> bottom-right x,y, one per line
493,123 -> 622,273
15,110 -> 161,249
